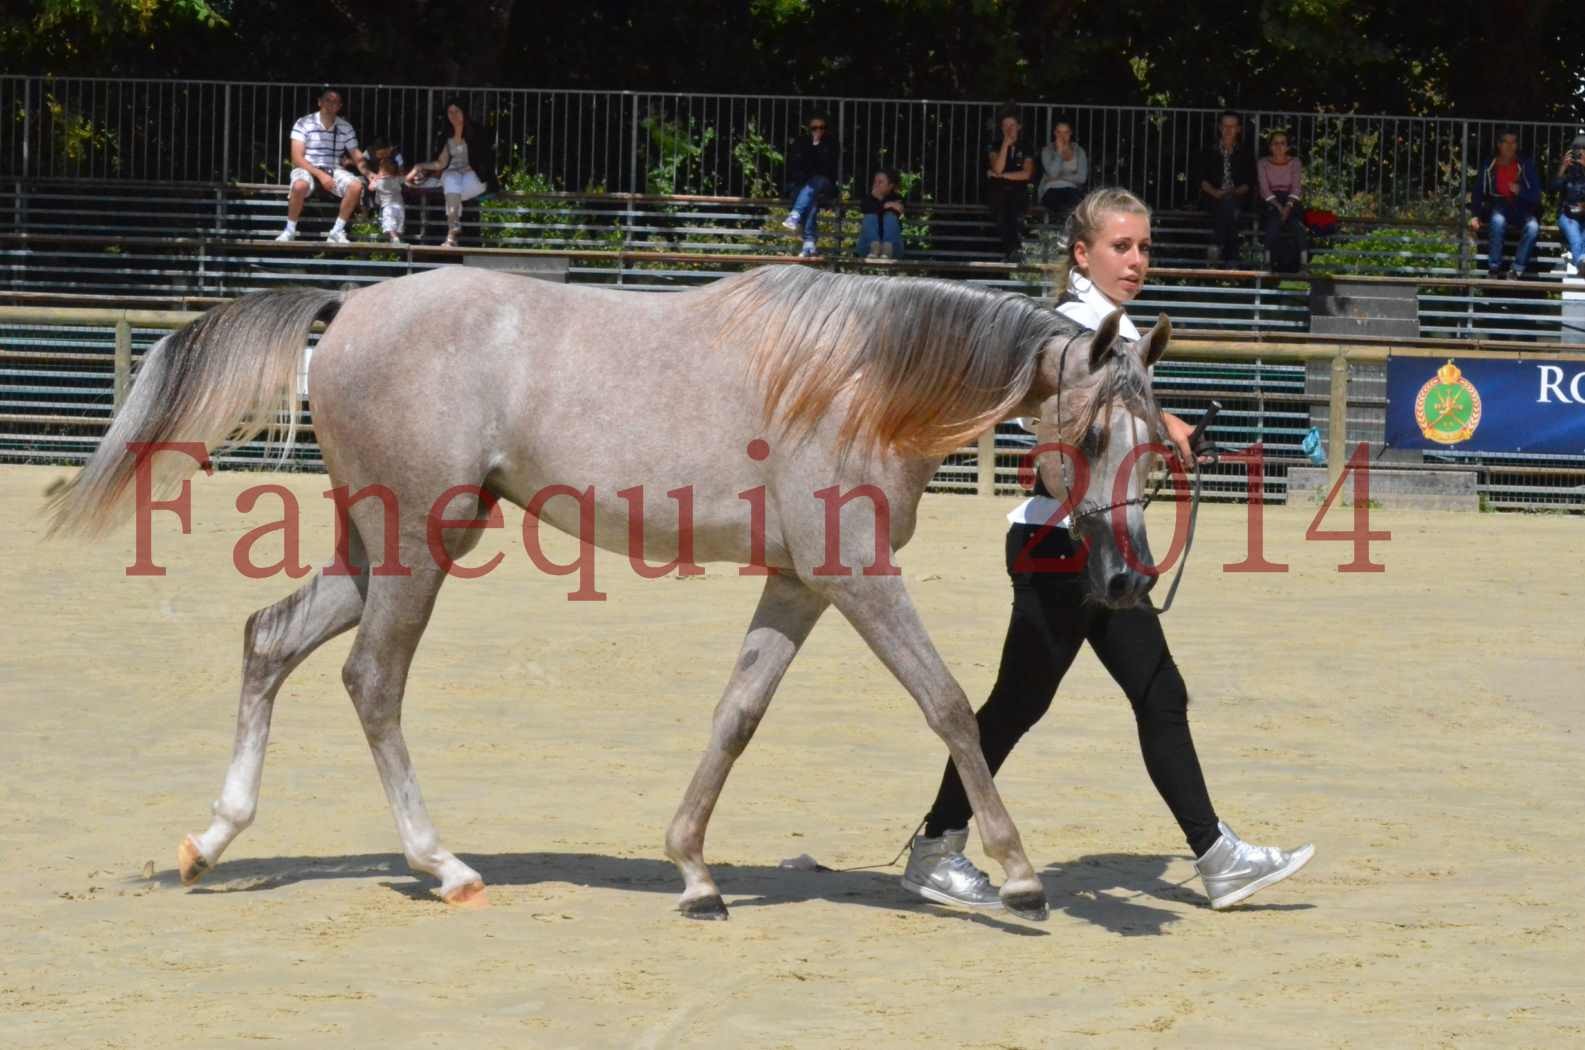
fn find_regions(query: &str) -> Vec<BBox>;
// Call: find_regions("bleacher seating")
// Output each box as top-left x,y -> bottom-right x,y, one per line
5,175 -> 1585,510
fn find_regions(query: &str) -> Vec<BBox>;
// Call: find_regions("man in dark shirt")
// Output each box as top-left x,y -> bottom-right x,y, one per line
1194,110 -> 1258,266
985,110 -> 1035,262
782,113 -> 841,257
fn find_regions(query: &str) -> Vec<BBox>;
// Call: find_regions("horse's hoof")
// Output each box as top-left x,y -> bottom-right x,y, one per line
177,834 -> 211,886
1002,890 -> 1049,922
679,894 -> 729,920
443,880 -> 490,908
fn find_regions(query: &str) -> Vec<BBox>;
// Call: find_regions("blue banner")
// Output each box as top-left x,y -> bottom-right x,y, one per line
1387,356 -> 1585,454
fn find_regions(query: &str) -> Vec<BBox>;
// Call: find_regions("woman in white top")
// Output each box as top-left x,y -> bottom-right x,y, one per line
902,188 -> 1314,913
1037,118 -> 1088,223
407,99 -> 494,247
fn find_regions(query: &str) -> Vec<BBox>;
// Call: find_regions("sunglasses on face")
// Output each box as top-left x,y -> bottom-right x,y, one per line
809,124 -> 827,131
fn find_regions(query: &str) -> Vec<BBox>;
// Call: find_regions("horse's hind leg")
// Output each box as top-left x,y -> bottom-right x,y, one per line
665,573 -> 828,918
341,549 -> 485,906
179,546 -> 369,885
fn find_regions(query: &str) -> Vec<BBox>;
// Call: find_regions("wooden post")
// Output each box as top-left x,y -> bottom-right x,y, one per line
113,317 -> 131,412
1328,351 -> 1348,488
977,429 -> 997,496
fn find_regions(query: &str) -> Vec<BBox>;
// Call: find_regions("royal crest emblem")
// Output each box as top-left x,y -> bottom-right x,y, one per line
1413,360 -> 1482,445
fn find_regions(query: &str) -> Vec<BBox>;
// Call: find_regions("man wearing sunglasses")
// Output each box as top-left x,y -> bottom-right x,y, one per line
782,113 -> 841,257
278,86 -> 366,244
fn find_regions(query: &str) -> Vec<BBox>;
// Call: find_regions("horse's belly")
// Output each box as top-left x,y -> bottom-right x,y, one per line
487,467 -> 794,570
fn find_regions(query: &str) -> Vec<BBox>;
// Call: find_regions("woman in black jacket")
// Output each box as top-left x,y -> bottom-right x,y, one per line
1554,134 -> 1585,270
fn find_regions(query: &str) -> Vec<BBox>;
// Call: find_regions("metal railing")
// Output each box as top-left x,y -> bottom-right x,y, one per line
7,75 -> 1585,211
6,306 -> 1583,511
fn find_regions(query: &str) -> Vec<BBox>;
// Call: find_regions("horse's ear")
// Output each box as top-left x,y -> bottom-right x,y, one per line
1089,308 -> 1124,370
1141,313 -> 1171,367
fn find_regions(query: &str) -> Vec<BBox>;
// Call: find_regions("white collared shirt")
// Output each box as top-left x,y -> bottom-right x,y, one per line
1006,272 -> 1138,526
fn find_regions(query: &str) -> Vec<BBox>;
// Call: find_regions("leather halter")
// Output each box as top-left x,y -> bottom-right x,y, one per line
1040,328 -> 1208,615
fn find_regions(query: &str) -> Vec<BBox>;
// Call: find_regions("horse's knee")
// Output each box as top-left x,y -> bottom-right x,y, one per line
712,702 -> 764,758
922,696 -> 978,745
341,651 -> 398,731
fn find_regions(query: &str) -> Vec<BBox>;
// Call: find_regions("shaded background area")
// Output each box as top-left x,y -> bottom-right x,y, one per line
5,1 -> 1584,121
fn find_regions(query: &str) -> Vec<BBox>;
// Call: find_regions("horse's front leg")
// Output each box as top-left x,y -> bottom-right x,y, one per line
665,573 -> 828,919
814,571 -> 1048,920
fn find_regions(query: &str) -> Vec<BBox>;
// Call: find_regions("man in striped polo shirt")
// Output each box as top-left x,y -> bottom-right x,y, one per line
277,87 -> 367,243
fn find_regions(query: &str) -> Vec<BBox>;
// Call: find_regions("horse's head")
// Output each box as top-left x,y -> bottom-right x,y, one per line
1029,309 -> 1171,608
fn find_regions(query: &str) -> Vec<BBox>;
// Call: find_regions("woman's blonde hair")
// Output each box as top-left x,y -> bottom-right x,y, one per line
1050,187 -> 1151,292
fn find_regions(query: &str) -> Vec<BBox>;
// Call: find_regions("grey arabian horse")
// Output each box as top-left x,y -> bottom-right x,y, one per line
48,264 -> 1172,921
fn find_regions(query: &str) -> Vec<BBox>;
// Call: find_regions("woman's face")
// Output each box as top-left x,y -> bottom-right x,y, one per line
447,105 -> 465,128
1052,123 -> 1072,148
1073,210 -> 1151,304
1270,135 -> 1289,159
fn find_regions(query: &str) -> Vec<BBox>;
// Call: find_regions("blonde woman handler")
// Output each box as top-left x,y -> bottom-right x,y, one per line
902,188 -> 1314,913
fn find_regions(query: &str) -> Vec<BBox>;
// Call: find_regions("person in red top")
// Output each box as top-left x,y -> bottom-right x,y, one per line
1468,129 -> 1542,279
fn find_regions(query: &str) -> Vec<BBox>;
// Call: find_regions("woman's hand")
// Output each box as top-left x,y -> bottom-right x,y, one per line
1161,411 -> 1212,466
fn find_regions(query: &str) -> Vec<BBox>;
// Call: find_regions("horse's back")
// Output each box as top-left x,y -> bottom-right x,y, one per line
307,268 -> 773,538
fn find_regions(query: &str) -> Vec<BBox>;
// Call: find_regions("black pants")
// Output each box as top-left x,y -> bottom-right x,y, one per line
1039,186 -> 1083,224
923,523 -> 1222,857
1201,192 -> 1248,262
1262,199 -> 1307,267
987,181 -> 1028,252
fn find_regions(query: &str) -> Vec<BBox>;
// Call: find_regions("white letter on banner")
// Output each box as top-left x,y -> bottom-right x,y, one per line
1537,364 -> 1568,404
1571,370 -> 1585,403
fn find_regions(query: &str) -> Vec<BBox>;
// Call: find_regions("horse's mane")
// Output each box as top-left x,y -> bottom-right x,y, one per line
701,266 -> 1085,456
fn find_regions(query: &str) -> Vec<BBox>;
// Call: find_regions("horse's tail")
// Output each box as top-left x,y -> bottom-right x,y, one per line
46,288 -> 344,538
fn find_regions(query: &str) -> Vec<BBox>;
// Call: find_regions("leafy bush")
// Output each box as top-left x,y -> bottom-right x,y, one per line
642,115 -> 716,196
481,158 -> 622,250
732,121 -> 784,199
1307,225 -> 1461,277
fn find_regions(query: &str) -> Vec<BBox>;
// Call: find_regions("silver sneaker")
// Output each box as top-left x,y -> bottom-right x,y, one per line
782,212 -> 801,231
901,828 -> 1003,909
1195,820 -> 1314,910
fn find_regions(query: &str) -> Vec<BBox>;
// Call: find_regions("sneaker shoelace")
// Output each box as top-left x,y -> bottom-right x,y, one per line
1237,841 -> 1286,868
946,853 -> 991,887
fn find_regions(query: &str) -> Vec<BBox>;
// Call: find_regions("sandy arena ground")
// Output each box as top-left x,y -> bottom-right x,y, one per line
1,463 -> 1580,1048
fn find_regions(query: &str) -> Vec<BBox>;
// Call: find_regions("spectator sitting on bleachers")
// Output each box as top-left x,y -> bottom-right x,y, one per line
985,108 -> 1035,262
782,112 -> 840,258
1552,134 -> 1585,275
1193,110 -> 1256,266
1468,128 -> 1540,279
1257,128 -> 1306,273
1037,117 -> 1087,225
406,99 -> 495,248
854,167 -> 905,259
277,86 -> 366,244
364,140 -> 407,245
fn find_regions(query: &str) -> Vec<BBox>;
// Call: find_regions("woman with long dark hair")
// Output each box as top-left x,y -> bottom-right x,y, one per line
406,99 -> 496,246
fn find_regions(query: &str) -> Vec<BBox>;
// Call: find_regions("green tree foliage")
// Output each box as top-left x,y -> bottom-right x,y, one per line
7,1 -> 1585,122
